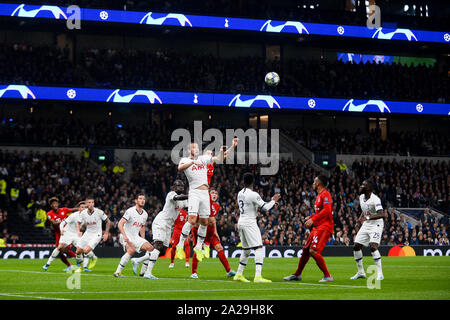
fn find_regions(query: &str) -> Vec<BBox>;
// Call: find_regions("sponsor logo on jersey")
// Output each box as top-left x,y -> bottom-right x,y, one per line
342,99 -> 391,113
140,12 -> 192,26
260,20 -> 309,34
228,94 -> 281,108
192,164 -> 205,170
372,28 -> 418,41
11,4 -> 67,19
106,89 -> 162,104
132,221 -> 143,227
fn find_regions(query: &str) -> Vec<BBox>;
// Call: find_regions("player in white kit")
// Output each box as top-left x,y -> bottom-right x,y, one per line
175,142 -> 227,262
351,180 -> 386,281
42,201 -> 86,271
113,194 -> 155,277
131,180 -> 188,279
234,172 -> 281,283
75,196 -> 112,272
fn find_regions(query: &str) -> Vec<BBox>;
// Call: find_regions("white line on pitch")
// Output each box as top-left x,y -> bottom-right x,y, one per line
0,293 -> 71,300
0,269 -> 368,289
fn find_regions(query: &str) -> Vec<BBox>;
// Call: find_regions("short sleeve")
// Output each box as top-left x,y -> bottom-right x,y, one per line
202,155 -> 213,165
122,209 -> 131,221
101,211 -> 108,221
179,157 -> 191,165
47,212 -> 54,221
374,197 -> 383,211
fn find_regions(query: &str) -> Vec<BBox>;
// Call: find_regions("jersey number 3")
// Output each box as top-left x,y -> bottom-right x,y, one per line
239,200 -> 244,215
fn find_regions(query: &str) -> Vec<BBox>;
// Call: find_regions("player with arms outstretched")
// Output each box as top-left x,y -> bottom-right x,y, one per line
351,180 -> 385,281
284,175 -> 334,282
44,196 -> 78,271
190,189 -> 236,279
43,201 -> 86,271
234,172 -> 280,283
113,194 -> 155,277
169,208 -> 191,268
75,196 -> 112,272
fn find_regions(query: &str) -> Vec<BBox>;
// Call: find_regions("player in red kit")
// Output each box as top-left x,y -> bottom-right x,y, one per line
169,208 -> 191,268
190,189 -> 236,279
284,175 -> 334,282
45,197 -> 77,271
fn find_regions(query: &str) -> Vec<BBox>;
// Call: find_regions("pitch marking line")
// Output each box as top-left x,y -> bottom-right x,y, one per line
1,269 -> 368,289
0,293 -> 71,300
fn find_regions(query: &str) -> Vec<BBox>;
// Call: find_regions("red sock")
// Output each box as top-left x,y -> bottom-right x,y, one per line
295,250 -> 310,276
170,246 -> 176,263
311,253 -> 330,277
184,240 -> 190,262
66,250 -> 76,258
217,250 -> 231,272
192,253 -> 198,274
60,253 -> 71,267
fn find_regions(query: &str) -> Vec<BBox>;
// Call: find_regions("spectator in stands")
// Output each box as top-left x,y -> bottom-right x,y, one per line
34,205 -> 47,228
0,208 -> 7,233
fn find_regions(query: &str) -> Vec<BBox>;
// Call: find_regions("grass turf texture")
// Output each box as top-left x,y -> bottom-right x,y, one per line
0,257 -> 449,300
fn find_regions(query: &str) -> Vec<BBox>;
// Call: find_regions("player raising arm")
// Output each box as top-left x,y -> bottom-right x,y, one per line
284,175 -> 334,282
75,196 -> 111,272
351,180 -> 385,281
233,172 -> 280,283
113,194 -> 155,277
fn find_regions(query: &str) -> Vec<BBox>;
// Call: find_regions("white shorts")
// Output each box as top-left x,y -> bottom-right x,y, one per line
355,221 -> 384,247
188,189 -> 210,218
238,222 -> 262,249
78,233 -> 102,250
152,221 -> 171,247
59,232 -> 80,247
119,233 -> 148,253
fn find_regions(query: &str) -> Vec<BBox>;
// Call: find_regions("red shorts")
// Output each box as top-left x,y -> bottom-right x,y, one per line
192,227 -> 221,248
303,229 -> 331,254
170,229 -> 183,247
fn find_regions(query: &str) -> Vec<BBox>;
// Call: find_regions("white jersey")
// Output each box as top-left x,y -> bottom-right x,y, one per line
61,211 -> 80,234
359,193 -> 383,226
78,207 -> 107,235
237,188 -> 274,226
153,191 -> 188,228
122,206 -> 148,238
179,155 -> 212,189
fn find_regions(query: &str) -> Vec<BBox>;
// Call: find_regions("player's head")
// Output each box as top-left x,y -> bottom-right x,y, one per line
173,179 -> 185,194
76,201 -> 86,212
85,196 -> 95,210
135,193 -> 146,208
189,142 -> 199,157
48,197 -> 59,210
360,180 -> 374,194
243,172 -> 254,187
313,175 -> 328,191
210,189 -> 218,202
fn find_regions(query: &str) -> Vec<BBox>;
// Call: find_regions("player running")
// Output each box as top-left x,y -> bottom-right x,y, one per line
113,194 -> 155,277
169,208 -> 191,268
351,180 -> 385,281
44,196 -> 78,271
75,196 -> 112,272
131,180 -> 188,279
284,175 -> 334,282
42,201 -> 86,271
190,189 -> 236,279
234,172 -> 280,283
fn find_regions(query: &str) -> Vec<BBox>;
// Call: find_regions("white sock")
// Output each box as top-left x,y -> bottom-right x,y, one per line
354,250 -> 365,274
76,253 -> 83,266
86,251 -> 96,259
237,249 -> 251,275
46,248 -> 60,265
83,254 -> 89,268
177,222 -> 193,248
143,249 -> 160,277
194,225 -> 207,250
254,247 -> 264,277
135,252 -> 150,264
140,260 -> 149,275
115,252 -> 131,274
371,250 -> 383,276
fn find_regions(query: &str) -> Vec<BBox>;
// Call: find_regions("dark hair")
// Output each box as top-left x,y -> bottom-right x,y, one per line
48,196 -> 59,205
173,179 -> 184,187
85,195 -> 95,201
243,172 -> 254,186
76,201 -> 86,207
364,179 -> 375,191
316,175 -> 328,187
136,193 -> 146,199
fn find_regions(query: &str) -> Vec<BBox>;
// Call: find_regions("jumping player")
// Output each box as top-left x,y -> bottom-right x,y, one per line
351,180 -> 385,281
284,175 -> 334,282
169,208 -> 191,268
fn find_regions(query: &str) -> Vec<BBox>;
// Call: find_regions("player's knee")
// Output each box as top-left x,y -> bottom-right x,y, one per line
142,242 -> 153,252
215,244 -> 223,251
83,247 -> 91,255
309,249 -> 318,256
353,243 -> 362,251
153,241 -> 165,253
127,247 -> 135,256
369,244 -> 378,252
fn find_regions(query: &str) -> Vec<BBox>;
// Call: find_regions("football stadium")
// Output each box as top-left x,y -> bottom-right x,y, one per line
0,0 -> 449,305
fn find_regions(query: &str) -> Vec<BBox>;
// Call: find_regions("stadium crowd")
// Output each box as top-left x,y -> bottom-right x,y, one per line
2,43 -> 449,103
0,149 -> 447,247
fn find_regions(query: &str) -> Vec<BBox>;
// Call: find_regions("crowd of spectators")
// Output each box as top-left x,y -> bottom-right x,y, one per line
2,43 -> 449,103
287,127 -> 449,156
0,149 -> 448,247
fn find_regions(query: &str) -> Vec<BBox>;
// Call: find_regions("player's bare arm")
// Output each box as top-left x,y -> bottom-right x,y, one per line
178,159 -> 197,171
211,145 -> 227,163
103,218 -> 112,242
173,194 -> 188,201
118,218 -> 129,243
223,137 -> 239,159
368,209 -> 385,220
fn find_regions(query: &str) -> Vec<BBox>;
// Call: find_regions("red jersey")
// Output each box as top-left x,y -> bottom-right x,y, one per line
207,201 -> 221,235
311,189 -> 334,233
46,208 -> 72,234
207,162 -> 215,186
174,209 -> 188,232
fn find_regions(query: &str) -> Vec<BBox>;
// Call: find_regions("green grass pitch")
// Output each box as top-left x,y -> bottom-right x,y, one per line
0,256 -> 449,300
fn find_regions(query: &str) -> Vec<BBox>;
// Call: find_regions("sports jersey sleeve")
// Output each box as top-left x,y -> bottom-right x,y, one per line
200,155 -> 213,165
100,210 -> 108,221
61,208 -> 72,215
47,211 -> 55,221
122,209 -> 131,221
253,192 -> 275,212
179,157 -> 191,166
311,193 -> 332,223
374,197 -> 383,212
